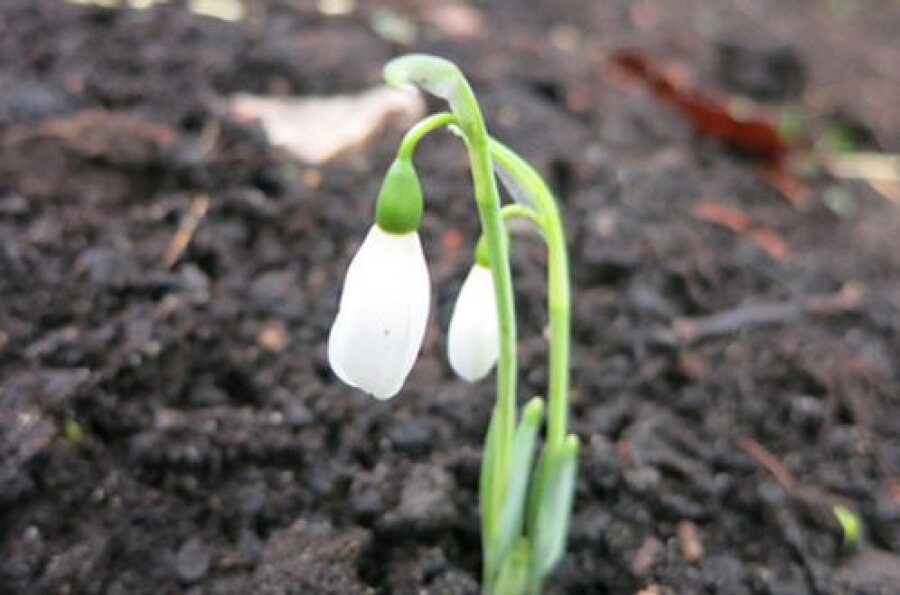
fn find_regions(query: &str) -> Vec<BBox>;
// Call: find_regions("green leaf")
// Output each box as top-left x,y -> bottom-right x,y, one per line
833,504 -> 862,548
480,407 -> 501,553
530,435 -> 579,582
492,538 -> 530,595
526,448 -> 549,536
487,398 -> 544,581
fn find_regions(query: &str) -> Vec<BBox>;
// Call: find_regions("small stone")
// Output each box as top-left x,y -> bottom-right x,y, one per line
631,536 -> 662,575
236,482 -> 266,516
189,385 -> 228,406
702,554 -> 749,594
789,395 -> 825,432
257,321 -> 289,352
389,418 -> 434,455
250,270 -> 298,306
75,247 -> 137,289
284,403 -> 314,428
382,464 -> 458,533
625,466 -> 661,493
178,264 -> 210,304
350,474 -> 384,520
677,520 -> 703,563
248,520 -> 371,594
237,528 -> 263,562
175,538 -> 211,584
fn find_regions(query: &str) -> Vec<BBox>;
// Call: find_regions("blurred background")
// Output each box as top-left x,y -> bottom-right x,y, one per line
1,1 -> 898,593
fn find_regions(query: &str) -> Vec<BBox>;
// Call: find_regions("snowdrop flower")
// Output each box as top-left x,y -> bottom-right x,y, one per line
448,262 -> 499,382
328,158 -> 430,399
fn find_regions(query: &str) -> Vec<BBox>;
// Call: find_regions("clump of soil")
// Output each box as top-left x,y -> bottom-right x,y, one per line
1,1 -> 898,594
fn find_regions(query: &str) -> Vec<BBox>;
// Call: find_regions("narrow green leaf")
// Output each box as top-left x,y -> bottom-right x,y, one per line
530,435 -> 579,581
487,397 -> 544,581
526,448 -> 549,536
492,538 -> 530,595
833,504 -> 862,548
480,407 -> 500,549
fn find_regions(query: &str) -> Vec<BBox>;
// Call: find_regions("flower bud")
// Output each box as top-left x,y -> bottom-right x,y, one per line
375,158 -> 423,234
447,263 -> 499,382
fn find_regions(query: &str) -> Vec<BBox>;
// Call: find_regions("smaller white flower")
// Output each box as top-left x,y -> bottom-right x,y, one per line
328,225 -> 430,399
447,264 -> 499,382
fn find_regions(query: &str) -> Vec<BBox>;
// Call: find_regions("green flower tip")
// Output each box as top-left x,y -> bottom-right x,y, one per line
375,158 -> 423,234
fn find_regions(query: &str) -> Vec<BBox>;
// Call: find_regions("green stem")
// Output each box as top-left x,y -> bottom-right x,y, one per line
488,139 -> 570,450
385,55 -> 518,545
501,204 -> 544,229
397,112 -> 458,160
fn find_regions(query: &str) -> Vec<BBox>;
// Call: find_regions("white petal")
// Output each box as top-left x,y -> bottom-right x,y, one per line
447,264 -> 499,382
328,225 -> 430,399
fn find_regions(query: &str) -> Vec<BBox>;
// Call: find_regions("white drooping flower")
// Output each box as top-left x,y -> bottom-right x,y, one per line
447,264 -> 499,382
328,224 -> 430,399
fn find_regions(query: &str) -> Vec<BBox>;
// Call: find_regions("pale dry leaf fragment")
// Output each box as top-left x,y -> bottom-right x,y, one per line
419,2 -> 485,39
317,0 -> 355,16
230,87 -> 424,165
370,9 -> 418,45
189,0 -> 245,22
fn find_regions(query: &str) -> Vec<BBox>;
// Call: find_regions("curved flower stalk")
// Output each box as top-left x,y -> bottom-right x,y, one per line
328,54 -> 577,594
448,262 -> 499,382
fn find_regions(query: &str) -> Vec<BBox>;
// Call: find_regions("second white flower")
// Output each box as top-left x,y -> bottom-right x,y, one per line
447,263 -> 499,382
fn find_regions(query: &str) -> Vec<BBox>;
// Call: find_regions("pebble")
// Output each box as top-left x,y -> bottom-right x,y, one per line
677,520 -> 703,563
251,270 -> 299,305
789,395 -> 825,432
284,403 -> 314,428
625,466 -> 661,493
389,418 -> 435,455
632,536 -> 662,575
701,553 -> 749,594
383,464 -> 458,532
175,538 -> 211,584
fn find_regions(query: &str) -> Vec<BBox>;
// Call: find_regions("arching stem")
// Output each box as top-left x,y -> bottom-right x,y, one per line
385,56 -> 519,557
397,112 -> 458,160
488,139 -> 570,451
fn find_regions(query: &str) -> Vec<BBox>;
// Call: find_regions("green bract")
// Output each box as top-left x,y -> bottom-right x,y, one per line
375,157 -> 423,234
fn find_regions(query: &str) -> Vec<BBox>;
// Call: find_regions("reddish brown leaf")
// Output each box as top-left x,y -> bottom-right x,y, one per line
692,201 -> 791,262
748,227 -> 791,262
761,163 -> 811,208
691,201 -> 750,232
606,51 -> 790,164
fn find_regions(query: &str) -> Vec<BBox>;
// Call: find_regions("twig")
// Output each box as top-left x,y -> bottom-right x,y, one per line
825,153 -> 900,182
653,283 -> 863,346
162,194 -> 210,269
735,436 -> 795,491
867,179 -> 900,205
824,153 -> 900,205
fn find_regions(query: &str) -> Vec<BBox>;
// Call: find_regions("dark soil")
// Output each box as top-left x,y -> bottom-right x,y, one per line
1,1 -> 898,594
